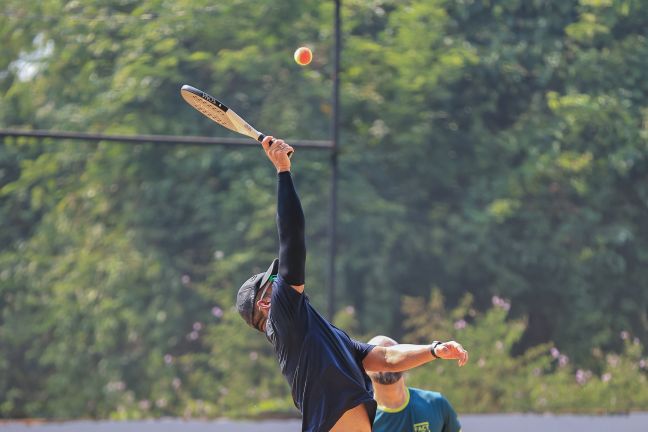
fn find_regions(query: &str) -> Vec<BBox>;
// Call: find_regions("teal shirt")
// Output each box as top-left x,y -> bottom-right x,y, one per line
373,387 -> 461,432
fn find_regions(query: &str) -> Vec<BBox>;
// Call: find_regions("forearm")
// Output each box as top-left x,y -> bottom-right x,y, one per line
365,340 -> 468,372
277,171 -> 306,285
382,344 -> 435,372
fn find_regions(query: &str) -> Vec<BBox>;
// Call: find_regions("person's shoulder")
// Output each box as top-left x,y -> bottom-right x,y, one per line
408,387 -> 445,403
273,274 -> 305,298
269,275 -> 309,327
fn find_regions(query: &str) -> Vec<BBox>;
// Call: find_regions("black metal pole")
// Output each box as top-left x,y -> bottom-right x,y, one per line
328,0 -> 341,320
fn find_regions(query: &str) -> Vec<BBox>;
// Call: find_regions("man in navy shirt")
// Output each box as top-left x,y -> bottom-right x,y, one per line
368,336 -> 462,432
236,137 -> 469,432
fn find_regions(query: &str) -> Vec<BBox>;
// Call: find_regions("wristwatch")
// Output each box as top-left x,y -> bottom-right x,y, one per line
431,341 -> 443,359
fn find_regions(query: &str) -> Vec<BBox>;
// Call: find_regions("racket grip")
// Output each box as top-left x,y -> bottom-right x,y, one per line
257,134 -> 293,158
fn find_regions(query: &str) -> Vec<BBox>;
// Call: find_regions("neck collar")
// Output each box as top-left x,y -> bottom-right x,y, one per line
378,387 -> 410,413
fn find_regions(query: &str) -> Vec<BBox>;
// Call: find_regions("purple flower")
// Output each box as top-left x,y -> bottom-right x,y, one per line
193,322 -> 203,331
602,373 -> 612,383
164,354 -> 173,365
620,331 -> 629,340
181,274 -> 191,285
454,319 -> 467,330
575,369 -> 585,384
558,354 -> 569,367
575,369 -> 592,385
188,330 -> 199,340
491,295 -> 511,311
211,306 -> 223,318
550,347 -> 560,359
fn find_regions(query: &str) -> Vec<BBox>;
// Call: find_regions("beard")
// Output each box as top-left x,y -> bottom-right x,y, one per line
371,371 -> 403,385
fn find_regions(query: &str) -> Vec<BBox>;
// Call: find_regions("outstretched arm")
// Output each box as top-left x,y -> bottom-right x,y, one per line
261,136 -> 305,293
362,341 -> 468,372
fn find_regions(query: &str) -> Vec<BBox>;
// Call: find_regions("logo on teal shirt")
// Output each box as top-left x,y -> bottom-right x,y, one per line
414,422 -> 430,432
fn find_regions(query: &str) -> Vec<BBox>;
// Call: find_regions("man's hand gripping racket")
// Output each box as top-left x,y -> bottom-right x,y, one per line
180,84 -> 293,159
261,136 -> 293,173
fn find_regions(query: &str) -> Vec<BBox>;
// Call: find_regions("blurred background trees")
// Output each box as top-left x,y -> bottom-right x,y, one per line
1,0 -> 646,418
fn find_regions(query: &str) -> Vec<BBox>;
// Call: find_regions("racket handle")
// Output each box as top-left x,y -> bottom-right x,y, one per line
257,134 -> 293,158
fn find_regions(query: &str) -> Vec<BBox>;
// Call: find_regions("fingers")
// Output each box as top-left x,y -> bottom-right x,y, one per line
272,140 -> 294,156
262,136 -> 293,172
261,135 -> 274,152
458,347 -> 469,367
262,136 -> 294,156
459,350 -> 468,366
439,341 -> 469,367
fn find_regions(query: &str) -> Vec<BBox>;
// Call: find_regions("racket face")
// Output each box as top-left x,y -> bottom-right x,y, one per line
180,85 -> 259,139
181,85 -> 234,128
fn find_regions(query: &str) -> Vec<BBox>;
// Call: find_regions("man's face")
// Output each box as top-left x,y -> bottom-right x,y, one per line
369,371 -> 403,385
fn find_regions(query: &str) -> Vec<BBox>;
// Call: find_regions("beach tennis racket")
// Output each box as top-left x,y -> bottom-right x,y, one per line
180,84 -> 292,157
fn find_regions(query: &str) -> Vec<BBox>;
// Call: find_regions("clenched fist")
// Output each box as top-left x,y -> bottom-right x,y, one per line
433,341 -> 469,367
261,135 -> 294,173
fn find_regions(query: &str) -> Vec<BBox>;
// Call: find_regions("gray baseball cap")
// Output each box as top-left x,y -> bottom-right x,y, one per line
236,259 -> 279,329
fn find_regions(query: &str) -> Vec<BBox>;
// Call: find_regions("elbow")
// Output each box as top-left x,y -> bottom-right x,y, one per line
382,350 -> 405,372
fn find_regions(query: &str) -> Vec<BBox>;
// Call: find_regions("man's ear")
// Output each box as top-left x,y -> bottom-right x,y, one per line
256,297 -> 271,312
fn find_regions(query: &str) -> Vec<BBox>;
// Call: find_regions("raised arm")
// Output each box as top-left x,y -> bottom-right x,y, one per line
362,341 -> 468,372
261,136 -> 305,293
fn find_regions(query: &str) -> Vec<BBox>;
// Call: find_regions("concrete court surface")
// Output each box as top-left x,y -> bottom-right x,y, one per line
2,413 -> 648,432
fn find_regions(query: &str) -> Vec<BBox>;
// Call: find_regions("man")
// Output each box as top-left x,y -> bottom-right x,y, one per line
236,136 -> 469,432
368,335 -> 462,432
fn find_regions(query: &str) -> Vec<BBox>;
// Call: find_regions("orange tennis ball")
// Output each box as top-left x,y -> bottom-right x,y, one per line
294,47 -> 312,66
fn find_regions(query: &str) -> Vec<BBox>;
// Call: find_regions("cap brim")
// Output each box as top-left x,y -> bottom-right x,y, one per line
259,258 -> 279,290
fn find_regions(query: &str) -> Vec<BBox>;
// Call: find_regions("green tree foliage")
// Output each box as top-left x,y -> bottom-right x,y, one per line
339,0 -> 648,363
0,0 -> 647,419
402,290 -> 648,413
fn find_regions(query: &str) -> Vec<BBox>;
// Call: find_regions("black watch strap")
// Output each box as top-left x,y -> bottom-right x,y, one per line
431,341 -> 443,359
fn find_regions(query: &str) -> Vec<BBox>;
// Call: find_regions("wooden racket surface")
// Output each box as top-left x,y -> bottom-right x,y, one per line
180,86 -> 238,132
